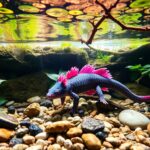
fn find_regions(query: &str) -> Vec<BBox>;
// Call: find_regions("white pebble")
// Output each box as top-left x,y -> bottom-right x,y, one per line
35,132 -> 48,140
56,135 -> 65,146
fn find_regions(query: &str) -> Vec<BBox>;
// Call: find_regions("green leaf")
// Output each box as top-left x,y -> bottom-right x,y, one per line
127,64 -> 142,71
46,73 -> 59,81
0,79 -> 5,84
0,97 -> 8,106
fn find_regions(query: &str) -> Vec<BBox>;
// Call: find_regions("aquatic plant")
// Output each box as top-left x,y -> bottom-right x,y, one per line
96,51 -> 112,64
127,64 -> 150,82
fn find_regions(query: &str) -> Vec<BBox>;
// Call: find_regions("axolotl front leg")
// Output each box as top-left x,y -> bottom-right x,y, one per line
69,91 -> 80,114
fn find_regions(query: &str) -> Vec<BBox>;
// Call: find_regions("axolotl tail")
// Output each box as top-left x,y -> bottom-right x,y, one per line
104,79 -> 150,102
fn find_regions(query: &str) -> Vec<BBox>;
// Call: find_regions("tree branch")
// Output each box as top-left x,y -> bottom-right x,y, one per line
82,0 -> 150,45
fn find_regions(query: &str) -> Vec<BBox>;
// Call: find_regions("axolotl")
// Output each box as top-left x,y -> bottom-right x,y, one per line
47,65 -> 150,113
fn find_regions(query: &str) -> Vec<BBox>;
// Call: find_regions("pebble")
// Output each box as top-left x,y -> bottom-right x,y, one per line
20,120 -> 31,127
45,121 -> 74,133
82,133 -> 101,150
29,124 -> 43,136
0,112 -> 18,129
24,103 -> 40,117
147,123 -> 150,135
13,144 -> 28,150
0,128 -> 14,142
35,132 -> 48,140
67,127 -> 83,138
119,109 -> 150,129
71,137 -> 83,144
9,138 -> 23,146
96,131 -> 108,140
27,96 -> 41,103
64,139 -> 73,149
81,117 -> 104,133
40,100 -> 52,108
53,98 -> 61,107
106,137 -> 121,146
36,139 -> 48,147
6,101 -> 15,107
119,141 -> 132,150
56,135 -> 65,146
103,121 -> 113,129
130,143 -> 150,150
7,106 -> 15,114
107,117 -> 121,127
103,141 -> 113,148
23,135 -> 35,144
16,128 -> 29,138
47,144 -> 61,150
73,143 -> 84,150
26,145 -> 43,150
104,94 -> 111,100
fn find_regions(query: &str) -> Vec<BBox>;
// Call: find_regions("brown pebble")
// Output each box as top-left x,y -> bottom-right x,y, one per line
46,121 -> 75,133
48,136 -> 55,144
103,141 -> 113,148
82,133 -> 101,150
147,123 -> 150,135
71,137 -> 83,144
24,103 -> 40,117
67,127 -> 83,138
119,141 -> 132,150
0,128 -> 14,142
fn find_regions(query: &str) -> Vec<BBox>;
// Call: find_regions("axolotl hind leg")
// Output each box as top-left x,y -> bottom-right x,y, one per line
96,85 -> 108,104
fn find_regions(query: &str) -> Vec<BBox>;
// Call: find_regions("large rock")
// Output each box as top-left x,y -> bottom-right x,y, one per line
0,46 -> 88,78
0,72 -> 53,101
119,109 -> 150,129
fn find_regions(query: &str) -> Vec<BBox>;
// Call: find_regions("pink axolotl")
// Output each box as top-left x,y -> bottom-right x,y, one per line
47,65 -> 150,113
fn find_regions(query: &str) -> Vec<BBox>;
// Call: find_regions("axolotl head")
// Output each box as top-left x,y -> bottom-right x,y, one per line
46,75 -> 67,99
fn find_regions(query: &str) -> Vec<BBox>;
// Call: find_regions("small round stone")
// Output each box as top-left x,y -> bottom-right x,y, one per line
47,144 -> 61,150
6,101 -> 15,107
56,135 -> 65,146
16,128 -> 29,138
96,131 -> 108,140
29,124 -> 43,136
73,143 -> 84,150
23,135 -> 35,144
0,128 -> 14,142
20,120 -> 31,127
64,139 -> 73,150
119,109 -> 150,129
24,103 -> 40,118
71,137 -> 83,144
67,127 -> 83,138
82,133 -> 101,150
147,123 -> 150,135
9,138 -> 23,146
7,106 -> 15,114
35,132 -> 48,140
27,96 -> 41,103
81,117 -> 104,133
40,100 -> 52,108
13,144 -> 28,150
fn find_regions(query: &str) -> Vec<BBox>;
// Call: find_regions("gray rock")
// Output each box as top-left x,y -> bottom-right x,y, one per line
0,72 -> 53,101
0,112 -> 18,129
119,109 -> 150,129
81,117 -> 104,133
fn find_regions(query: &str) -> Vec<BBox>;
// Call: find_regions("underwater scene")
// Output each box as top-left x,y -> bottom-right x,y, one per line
0,0 -> 150,149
